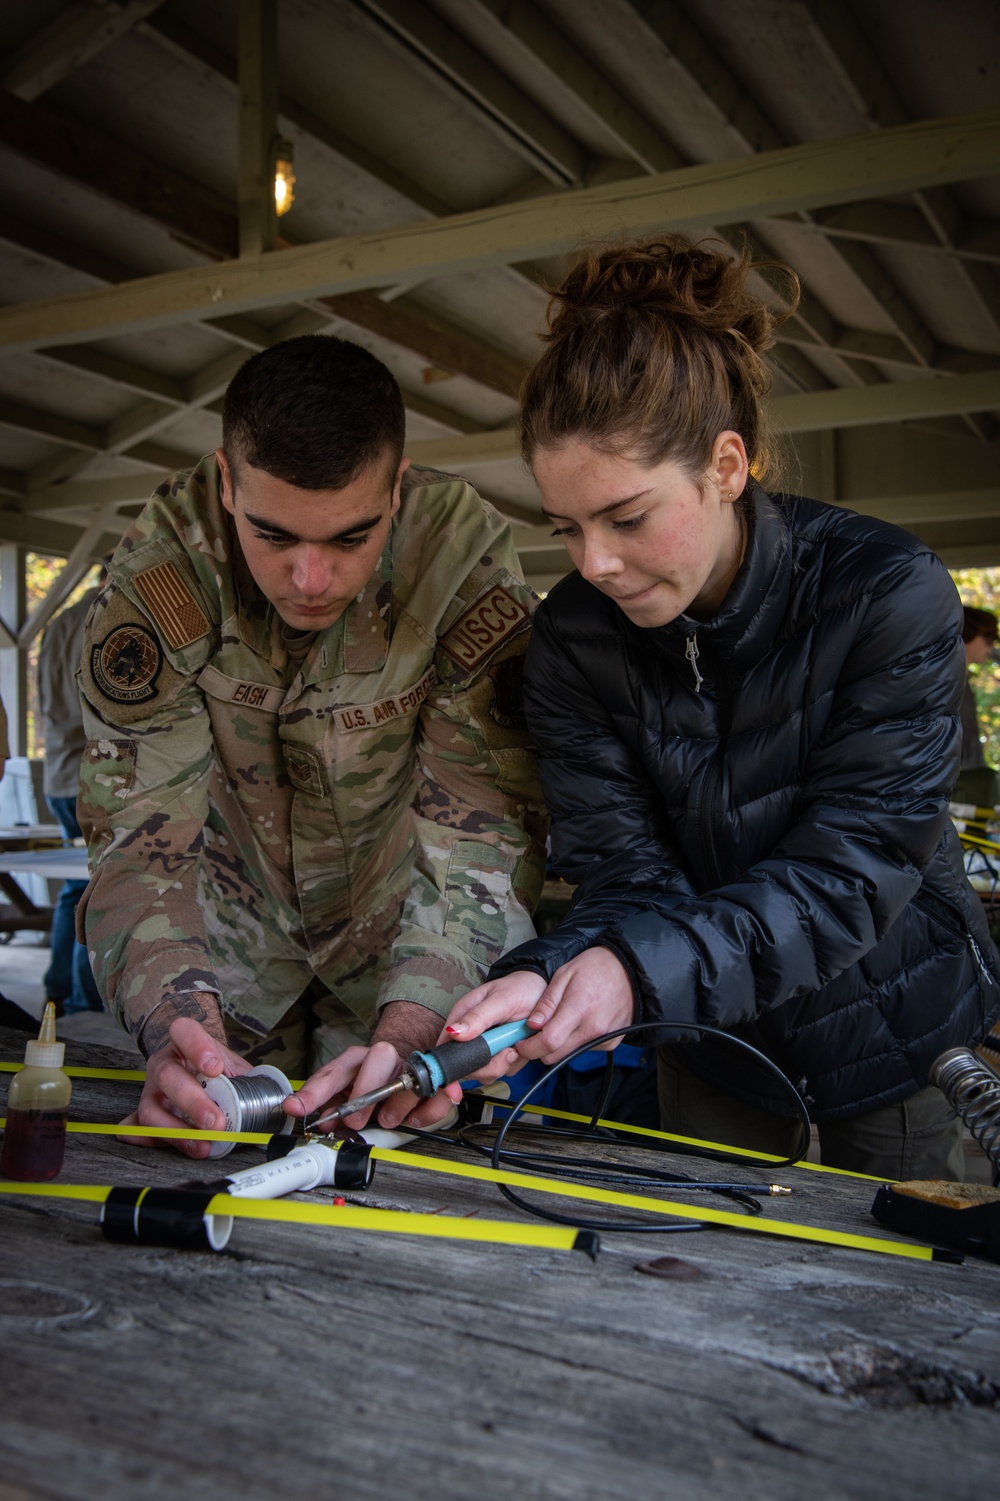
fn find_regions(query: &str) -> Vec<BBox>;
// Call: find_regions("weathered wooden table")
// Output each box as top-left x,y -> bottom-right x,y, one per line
1,1024 -> 998,1501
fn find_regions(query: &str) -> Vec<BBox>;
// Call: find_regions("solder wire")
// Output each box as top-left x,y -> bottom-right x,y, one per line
216,1072 -> 290,1134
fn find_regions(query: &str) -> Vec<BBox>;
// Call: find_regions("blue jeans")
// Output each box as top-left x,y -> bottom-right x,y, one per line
44,796 -> 102,1013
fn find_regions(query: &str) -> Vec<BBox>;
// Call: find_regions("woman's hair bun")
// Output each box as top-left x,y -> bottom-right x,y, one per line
522,234 -> 800,482
547,236 -> 790,360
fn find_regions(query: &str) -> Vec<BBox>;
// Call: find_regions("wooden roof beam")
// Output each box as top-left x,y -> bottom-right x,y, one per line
0,505 -> 124,557
2,108 -> 996,354
140,3 -> 1000,277
0,395 -> 101,453
0,90 -> 237,260
0,208 -> 142,285
801,0 -> 1000,351
628,0 -> 1000,375
0,102 -> 525,398
0,212 -> 286,360
623,1 -> 944,391
21,473 -> 167,517
351,0 -> 587,186
140,9 -> 455,218
23,297 -> 495,492
0,0 -> 166,102
238,0 -> 279,260
402,368 -> 1000,468
463,0 -> 683,175
42,345 -> 186,406
315,290 -> 527,396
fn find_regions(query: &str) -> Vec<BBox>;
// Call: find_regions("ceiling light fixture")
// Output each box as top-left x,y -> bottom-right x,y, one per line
274,137 -> 295,216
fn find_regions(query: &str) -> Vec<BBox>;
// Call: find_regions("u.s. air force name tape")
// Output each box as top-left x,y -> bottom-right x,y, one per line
0,1180 -> 595,1256
0,1118 -> 955,1262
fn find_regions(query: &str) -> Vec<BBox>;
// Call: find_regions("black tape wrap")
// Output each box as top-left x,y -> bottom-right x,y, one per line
101,1186 -> 232,1252
333,1142 -> 375,1189
266,1134 -> 299,1162
410,1036 -> 493,1095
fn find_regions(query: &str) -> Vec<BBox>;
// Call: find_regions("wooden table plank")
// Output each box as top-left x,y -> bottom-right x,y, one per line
1,1027 -> 998,1501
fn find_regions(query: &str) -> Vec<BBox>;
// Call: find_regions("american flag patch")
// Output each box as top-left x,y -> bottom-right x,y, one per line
134,561 -> 211,650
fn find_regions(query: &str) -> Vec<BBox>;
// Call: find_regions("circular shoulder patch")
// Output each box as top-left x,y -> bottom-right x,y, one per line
90,624 -> 162,704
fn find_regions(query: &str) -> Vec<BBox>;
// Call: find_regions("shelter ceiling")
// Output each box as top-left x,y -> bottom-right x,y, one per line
0,0 -> 996,585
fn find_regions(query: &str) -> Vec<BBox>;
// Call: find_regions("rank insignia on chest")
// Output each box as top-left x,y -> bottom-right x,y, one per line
284,744 -> 326,797
440,586 -> 530,672
91,624 -> 163,704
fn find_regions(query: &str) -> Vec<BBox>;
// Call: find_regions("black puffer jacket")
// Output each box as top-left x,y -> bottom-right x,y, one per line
494,486 -> 1000,1120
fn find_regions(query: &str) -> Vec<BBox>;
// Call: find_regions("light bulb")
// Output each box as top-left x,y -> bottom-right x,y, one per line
274,138 -> 295,216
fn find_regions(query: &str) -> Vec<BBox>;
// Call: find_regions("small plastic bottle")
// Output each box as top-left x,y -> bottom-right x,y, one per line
1,1003 -> 72,1181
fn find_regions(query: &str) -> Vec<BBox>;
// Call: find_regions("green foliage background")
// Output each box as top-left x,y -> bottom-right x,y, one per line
952,567 -> 1000,768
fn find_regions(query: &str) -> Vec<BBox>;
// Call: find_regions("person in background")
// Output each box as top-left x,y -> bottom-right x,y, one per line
423,235 -> 1000,1182
36,573 -> 105,1013
955,605 -> 1000,809
0,689 -> 38,1030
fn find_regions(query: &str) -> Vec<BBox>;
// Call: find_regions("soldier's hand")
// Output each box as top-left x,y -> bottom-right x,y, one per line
285,1040 -> 409,1133
119,1015 -> 251,1159
285,1000 -> 449,1132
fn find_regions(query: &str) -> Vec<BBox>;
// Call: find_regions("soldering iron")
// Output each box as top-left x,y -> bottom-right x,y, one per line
305,1018 -> 534,1132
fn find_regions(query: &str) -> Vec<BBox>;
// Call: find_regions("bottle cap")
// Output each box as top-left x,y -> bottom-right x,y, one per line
24,1002 -> 65,1069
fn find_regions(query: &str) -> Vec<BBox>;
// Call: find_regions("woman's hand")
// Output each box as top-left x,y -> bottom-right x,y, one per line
437,950 -> 635,1103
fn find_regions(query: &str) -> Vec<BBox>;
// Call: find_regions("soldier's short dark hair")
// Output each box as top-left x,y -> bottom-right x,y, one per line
963,605 -> 999,645
222,334 -> 406,490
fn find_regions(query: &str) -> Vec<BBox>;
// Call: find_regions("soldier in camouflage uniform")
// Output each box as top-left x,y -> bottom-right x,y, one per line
76,336 -> 546,1152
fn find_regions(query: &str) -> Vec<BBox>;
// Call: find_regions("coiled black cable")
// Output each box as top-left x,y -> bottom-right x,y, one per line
399,1021 -> 810,1235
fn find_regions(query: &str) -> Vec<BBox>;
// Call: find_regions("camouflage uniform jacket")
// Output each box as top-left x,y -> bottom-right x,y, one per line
77,457 -> 547,1047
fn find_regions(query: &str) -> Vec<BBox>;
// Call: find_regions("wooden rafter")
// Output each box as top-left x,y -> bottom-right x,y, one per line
0,0 -> 166,102
1,109 -> 996,355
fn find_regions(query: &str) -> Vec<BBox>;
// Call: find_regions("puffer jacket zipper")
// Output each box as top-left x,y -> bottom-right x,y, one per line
912,886 -> 996,992
685,633 -> 703,692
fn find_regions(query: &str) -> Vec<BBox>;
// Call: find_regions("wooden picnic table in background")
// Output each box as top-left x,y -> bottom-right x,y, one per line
1,1024 -> 998,1501
0,824 -> 65,939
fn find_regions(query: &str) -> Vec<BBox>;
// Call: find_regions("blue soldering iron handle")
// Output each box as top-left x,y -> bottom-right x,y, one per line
481,1018 -> 535,1054
411,1018 -> 535,1094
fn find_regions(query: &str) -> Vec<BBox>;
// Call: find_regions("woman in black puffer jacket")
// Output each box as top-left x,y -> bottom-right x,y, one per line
441,236 -> 1000,1179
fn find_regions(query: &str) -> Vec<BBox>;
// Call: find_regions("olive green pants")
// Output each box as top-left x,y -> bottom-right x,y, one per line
224,977 -> 370,1081
657,1049 -> 966,1181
